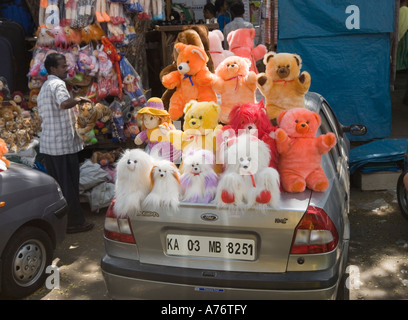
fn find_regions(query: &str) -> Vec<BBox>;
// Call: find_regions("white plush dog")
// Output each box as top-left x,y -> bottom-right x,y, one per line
114,148 -> 154,217
215,133 -> 280,209
143,159 -> 181,211
180,149 -> 218,203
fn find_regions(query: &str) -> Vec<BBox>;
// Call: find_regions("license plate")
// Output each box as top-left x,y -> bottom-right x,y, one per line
166,234 -> 256,261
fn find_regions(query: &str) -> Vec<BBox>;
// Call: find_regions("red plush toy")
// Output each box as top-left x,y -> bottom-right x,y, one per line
101,36 -> 122,99
275,108 -> 336,193
219,100 -> 278,169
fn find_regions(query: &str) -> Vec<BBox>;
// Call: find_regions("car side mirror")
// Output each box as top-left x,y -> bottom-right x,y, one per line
342,124 -> 367,136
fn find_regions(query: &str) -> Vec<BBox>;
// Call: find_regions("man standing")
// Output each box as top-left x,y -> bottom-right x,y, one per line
223,1 -> 254,49
37,52 -> 94,234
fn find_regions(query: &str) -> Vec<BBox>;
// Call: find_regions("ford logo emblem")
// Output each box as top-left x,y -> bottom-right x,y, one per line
201,213 -> 218,222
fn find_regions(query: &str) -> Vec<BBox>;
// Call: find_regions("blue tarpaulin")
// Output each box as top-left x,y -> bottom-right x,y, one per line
349,139 -> 408,174
277,0 -> 394,141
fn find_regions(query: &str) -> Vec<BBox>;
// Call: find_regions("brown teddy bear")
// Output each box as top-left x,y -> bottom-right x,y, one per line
90,148 -> 121,182
91,148 -> 121,167
159,26 -> 215,112
257,52 -> 311,122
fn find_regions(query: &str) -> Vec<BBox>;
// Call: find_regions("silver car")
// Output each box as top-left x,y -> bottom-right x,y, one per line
101,92 -> 366,300
0,162 -> 67,299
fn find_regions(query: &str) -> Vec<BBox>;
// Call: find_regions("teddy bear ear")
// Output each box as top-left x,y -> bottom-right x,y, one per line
175,42 -> 187,53
313,111 -> 321,126
192,47 -> 207,62
214,29 -> 224,41
293,54 -> 302,68
264,51 -> 276,65
211,101 -> 221,113
183,100 -> 197,114
277,110 -> 287,125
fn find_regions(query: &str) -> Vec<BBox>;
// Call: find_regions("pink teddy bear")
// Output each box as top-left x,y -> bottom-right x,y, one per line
227,28 -> 267,74
208,30 -> 234,70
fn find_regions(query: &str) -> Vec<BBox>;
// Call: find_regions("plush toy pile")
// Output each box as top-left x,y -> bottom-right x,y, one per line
0,5 -> 336,215
109,25 -> 340,216
0,98 -> 42,153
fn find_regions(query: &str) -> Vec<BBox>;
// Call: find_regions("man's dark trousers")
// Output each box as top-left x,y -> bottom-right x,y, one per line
43,153 -> 84,228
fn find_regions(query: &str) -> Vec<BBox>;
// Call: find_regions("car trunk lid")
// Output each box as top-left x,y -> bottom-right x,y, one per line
128,191 -> 311,273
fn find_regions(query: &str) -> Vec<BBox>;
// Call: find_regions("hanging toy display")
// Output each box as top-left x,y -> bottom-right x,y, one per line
96,44 -> 120,99
25,0 -> 151,148
101,36 -> 123,99
78,44 -> 99,77
109,99 -> 127,143
62,0 -> 78,27
124,0 -> 143,13
95,0 -> 111,23
120,57 -> 146,107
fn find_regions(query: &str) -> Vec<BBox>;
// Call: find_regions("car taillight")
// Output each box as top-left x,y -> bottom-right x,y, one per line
104,199 -> 136,244
290,206 -> 339,254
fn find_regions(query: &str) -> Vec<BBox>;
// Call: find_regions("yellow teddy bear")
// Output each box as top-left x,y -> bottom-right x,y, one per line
162,100 -> 223,173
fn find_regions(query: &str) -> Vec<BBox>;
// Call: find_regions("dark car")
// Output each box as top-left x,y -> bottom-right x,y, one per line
0,162 -> 67,299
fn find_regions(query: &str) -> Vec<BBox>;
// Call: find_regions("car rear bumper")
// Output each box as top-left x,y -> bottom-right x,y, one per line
101,253 -> 343,300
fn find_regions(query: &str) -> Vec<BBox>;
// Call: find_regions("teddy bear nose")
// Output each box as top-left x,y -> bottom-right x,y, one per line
277,67 -> 290,78
296,122 -> 309,134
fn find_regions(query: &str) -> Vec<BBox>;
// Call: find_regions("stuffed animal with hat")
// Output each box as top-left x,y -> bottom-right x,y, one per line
135,97 -> 181,162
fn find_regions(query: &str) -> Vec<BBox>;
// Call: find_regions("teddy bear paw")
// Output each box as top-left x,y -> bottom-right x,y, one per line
311,180 -> 329,192
256,190 -> 271,204
257,75 -> 267,86
289,181 -> 306,193
221,190 -> 235,203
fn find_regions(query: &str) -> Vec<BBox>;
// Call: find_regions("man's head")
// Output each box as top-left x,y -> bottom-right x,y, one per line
230,1 -> 245,18
203,3 -> 216,19
44,53 -> 68,80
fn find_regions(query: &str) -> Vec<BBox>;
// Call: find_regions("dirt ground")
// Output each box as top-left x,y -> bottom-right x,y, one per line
25,204 -> 109,300
348,186 -> 408,300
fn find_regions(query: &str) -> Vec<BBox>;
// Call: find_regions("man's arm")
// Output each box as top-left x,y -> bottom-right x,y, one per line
60,97 -> 81,110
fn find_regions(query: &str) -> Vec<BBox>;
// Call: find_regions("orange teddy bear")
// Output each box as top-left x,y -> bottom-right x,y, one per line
275,108 -> 336,193
161,43 -> 217,121
212,56 -> 257,124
